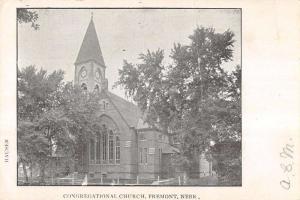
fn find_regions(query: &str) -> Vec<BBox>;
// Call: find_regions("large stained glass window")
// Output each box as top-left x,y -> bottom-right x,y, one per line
88,116 -> 121,165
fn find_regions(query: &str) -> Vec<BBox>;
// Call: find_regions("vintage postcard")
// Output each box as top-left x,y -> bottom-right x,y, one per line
0,0 -> 299,200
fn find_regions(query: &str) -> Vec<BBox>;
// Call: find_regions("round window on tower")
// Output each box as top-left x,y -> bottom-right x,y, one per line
80,67 -> 87,78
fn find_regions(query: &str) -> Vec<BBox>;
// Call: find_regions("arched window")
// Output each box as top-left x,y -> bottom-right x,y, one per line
89,139 -> 95,163
109,130 -> 114,163
116,136 -> 120,164
94,116 -> 120,165
94,84 -> 99,92
102,125 -> 107,163
81,83 -> 87,90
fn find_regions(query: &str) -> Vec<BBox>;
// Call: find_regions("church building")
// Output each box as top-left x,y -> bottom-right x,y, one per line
73,17 -> 180,181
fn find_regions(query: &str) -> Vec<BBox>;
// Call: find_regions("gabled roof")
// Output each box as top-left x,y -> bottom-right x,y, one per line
75,18 -> 105,67
107,91 -> 143,128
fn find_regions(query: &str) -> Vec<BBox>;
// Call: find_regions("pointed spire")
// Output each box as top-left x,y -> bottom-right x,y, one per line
75,17 -> 105,67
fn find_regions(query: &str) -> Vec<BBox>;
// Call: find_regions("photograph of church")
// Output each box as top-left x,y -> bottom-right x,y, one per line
17,9 -> 241,186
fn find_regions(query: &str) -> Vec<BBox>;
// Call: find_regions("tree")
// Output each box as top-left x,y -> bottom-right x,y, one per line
115,27 -> 241,182
17,9 -> 40,30
17,66 -> 65,183
18,66 -> 103,184
53,83 -> 104,173
211,140 -> 241,185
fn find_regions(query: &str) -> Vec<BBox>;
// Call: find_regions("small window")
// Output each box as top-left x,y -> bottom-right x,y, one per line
94,84 -> 99,92
172,135 -> 180,144
139,148 -> 143,163
81,83 -> 87,90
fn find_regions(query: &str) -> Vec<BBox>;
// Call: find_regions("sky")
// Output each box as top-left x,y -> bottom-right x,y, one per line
18,9 -> 241,99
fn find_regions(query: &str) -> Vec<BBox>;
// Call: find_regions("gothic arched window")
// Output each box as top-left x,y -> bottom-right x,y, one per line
88,116 -> 120,165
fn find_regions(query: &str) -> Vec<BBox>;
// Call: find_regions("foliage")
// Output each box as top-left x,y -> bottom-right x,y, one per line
211,140 -> 241,185
115,27 -> 241,182
17,66 -> 102,184
17,9 -> 40,30
18,66 -> 65,183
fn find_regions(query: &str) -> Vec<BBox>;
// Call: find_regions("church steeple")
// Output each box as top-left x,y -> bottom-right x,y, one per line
74,16 -> 108,92
75,16 -> 105,67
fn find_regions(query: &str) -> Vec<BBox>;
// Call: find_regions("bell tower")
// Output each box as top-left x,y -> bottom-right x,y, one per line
74,15 -> 108,92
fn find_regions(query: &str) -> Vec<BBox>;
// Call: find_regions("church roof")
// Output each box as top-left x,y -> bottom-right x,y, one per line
107,91 -> 143,128
75,18 -> 106,67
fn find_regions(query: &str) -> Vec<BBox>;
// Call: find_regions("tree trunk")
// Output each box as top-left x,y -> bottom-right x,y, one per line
39,160 -> 46,184
29,163 -> 33,183
21,160 -> 29,183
